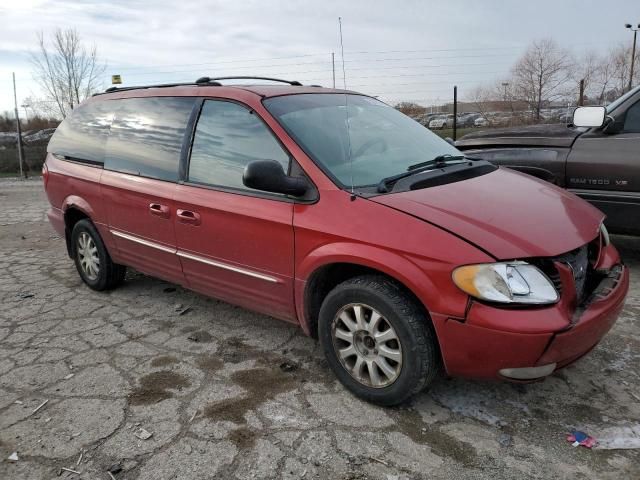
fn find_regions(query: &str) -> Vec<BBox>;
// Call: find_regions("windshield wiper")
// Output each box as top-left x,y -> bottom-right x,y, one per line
377,155 -> 474,193
407,154 -> 466,171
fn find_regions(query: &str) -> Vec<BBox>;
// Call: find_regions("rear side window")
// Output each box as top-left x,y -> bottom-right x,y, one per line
47,101 -> 115,164
105,97 -> 195,182
188,100 -> 289,191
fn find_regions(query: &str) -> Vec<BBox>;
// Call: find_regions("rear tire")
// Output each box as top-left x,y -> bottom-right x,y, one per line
318,275 -> 440,406
71,219 -> 126,291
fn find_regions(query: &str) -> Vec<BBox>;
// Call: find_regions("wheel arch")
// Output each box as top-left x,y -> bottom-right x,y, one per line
296,244 -> 439,339
61,196 -> 96,257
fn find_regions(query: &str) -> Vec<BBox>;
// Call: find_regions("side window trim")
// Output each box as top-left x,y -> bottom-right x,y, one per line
179,98 -> 204,183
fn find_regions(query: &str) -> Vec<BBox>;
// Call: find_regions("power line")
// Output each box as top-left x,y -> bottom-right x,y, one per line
109,51 -> 521,74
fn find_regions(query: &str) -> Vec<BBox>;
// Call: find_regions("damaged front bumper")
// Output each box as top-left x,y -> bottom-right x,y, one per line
435,249 -> 629,380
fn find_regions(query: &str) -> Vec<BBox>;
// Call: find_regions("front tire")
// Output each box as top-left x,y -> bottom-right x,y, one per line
318,275 -> 440,406
71,219 -> 126,291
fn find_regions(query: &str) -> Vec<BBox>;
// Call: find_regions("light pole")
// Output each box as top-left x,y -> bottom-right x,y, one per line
21,104 -> 30,123
625,23 -> 640,92
501,82 -> 509,102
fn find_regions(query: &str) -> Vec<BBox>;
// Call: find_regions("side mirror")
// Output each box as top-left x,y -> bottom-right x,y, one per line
572,106 -> 606,128
243,160 -> 309,197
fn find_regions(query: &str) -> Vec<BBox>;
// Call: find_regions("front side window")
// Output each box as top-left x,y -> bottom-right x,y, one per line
47,100 -> 115,164
188,100 -> 290,191
264,94 -> 460,188
623,100 -> 640,133
105,97 -> 195,182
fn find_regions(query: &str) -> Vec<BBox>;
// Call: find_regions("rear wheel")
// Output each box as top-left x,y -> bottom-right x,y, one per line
71,219 -> 126,291
318,275 -> 440,406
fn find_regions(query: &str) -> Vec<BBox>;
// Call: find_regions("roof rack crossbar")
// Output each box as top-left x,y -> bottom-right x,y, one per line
195,76 -> 302,86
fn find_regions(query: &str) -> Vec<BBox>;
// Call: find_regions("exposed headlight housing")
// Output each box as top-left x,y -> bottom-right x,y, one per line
452,261 -> 559,305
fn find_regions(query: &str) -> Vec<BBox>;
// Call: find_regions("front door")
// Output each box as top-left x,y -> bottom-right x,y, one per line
174,99 -> 296,321
566,98 -> 640,235
101,96 -> 196,283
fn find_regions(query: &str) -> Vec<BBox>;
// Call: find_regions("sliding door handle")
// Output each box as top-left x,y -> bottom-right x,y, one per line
149,203 -> 170,219
177,209 -> 201,225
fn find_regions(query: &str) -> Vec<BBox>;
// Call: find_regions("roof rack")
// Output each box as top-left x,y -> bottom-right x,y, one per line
195,76 -> 302,86
94,81 -> 209,96
94,76 -> 305,96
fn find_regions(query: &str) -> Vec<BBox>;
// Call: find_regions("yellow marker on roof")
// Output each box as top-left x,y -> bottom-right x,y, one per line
111,75 -> 122,85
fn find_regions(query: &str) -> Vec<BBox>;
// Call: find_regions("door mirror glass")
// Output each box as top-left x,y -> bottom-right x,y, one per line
243,160 -> 309,196
573,106 -> 606,128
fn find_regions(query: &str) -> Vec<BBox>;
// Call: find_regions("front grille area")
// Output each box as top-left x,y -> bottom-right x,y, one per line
531,236 -> 603,305
555,245 -> 590,302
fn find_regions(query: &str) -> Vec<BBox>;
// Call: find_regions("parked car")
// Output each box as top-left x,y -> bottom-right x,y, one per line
428,114 -> 454,129
474,116 -> 489,127
457,85 -> 640,235
458,113 -> 481,127
43,77 -> 629,406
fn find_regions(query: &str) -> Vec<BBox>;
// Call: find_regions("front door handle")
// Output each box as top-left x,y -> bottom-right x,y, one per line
149,203 -> 170,219
177,209 -> 201,226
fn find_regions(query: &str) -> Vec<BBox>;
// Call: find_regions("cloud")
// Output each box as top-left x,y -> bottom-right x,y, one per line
0,0 -> 637,113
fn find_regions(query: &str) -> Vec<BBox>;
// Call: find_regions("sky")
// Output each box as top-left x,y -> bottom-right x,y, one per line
0,0 -> 639,116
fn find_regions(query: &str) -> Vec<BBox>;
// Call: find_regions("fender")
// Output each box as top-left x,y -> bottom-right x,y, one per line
61,194 -> 96,219
60,194 -> 117,258
295,242 -> 458,336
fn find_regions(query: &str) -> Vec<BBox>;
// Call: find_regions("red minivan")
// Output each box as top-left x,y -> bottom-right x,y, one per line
43,77 -> 629,405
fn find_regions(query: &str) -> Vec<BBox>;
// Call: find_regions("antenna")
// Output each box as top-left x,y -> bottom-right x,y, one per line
338,17 -> 347,89
338,17 -> 355,198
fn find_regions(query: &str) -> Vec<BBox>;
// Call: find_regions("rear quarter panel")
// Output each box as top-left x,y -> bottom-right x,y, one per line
44,153 -> 111,248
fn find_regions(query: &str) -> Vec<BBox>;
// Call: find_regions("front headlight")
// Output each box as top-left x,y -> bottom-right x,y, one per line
452,261 -> 558,305
600,222 -> 610,247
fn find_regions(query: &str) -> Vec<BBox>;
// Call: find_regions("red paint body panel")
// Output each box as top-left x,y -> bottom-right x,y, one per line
433,313 -> 552,379
372,168 -> 604,259
43,84 -> 629,385
100,170 -> 184,284
174,184 -> 296,322
292,189 -> 493,331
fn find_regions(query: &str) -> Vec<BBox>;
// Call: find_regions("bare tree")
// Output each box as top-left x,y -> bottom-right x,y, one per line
573,50 -> 600,103
592,52 -> 618,104
31,29 -> 105,118
608,43 -> 640,94
394,102 -> 427,117
512,39 -> 574,121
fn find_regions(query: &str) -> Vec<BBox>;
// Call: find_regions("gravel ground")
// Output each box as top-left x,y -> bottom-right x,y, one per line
1,178 -> 639,480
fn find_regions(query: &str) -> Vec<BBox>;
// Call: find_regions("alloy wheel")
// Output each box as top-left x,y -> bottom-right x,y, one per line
77,232 -> 100,281
331,303 -> 403,388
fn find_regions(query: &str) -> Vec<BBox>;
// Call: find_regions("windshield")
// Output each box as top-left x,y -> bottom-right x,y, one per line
606,85 -> 640,113
263,94 -> 460,188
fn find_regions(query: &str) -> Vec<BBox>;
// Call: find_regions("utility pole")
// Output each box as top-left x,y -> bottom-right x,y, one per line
331,52 -> 336,88
12,73 -> 26,179
579,79 -> 585,106
625,23 -> 639,92
453,86 -> 458,141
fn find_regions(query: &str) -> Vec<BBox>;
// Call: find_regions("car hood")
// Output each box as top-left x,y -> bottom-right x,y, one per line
371,167 -> 604,259
455,124 -> 585,149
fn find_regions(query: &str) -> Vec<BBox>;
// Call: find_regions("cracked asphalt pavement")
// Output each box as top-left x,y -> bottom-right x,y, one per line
1,178 -> 639,479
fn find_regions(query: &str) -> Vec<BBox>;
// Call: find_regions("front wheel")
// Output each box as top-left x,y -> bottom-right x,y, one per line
318,275 -> 440,406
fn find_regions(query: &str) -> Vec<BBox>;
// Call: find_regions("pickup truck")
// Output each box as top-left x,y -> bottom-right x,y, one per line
456,85 -> 640,235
